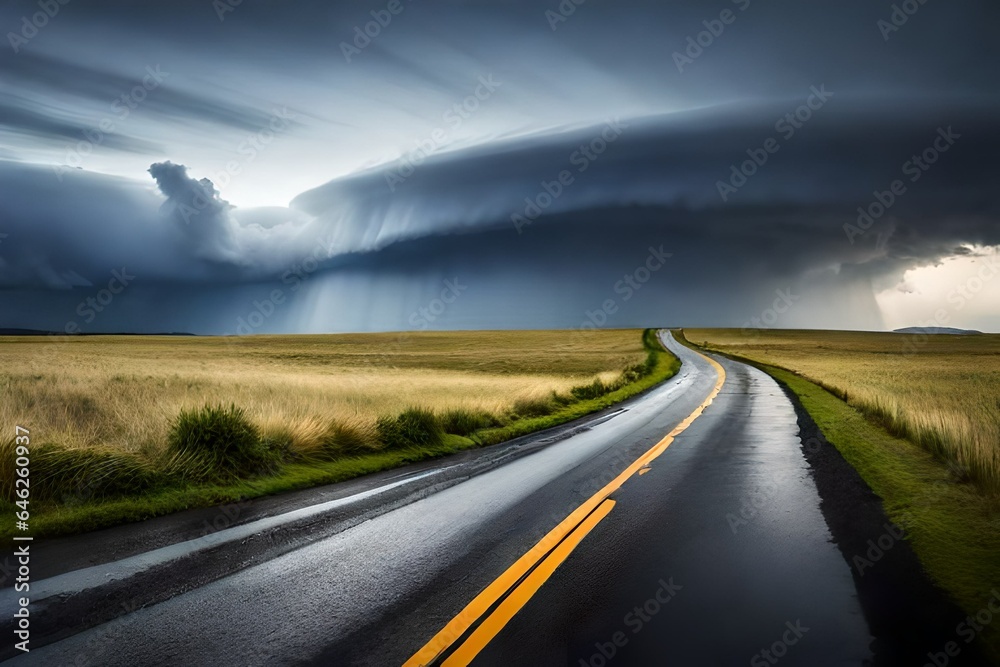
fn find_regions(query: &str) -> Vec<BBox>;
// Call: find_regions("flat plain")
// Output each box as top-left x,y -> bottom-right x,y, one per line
2,329 -> 647,455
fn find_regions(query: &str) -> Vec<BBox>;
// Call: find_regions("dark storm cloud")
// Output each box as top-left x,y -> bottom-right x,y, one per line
0,161 -> 186,289
1,0 -> 998,332
292,100 -> 1000,280
0,160 -> 321,291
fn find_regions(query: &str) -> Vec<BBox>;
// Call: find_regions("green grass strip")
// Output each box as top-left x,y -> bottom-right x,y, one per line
474,329 -> 680,445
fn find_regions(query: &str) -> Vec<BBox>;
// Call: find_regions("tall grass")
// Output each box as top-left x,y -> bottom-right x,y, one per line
439,409 -> 504,436
0,438 -> 161,503
1,330 -> 668,510
1,330 -> 646,455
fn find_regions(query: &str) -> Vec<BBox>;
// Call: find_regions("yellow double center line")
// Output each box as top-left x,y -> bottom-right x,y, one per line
404,343 -> 726,666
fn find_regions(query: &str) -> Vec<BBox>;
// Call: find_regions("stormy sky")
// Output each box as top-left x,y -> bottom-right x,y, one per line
1,0 -> 998,334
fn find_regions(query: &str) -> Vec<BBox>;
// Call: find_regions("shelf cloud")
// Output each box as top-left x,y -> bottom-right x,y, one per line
1,0 -> 997,333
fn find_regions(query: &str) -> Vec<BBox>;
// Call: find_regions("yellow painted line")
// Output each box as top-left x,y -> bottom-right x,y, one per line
403,335 -> 725,667
442,499 -> 617,666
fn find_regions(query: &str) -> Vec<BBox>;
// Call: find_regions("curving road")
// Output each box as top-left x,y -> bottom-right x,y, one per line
6,331 -> 947,665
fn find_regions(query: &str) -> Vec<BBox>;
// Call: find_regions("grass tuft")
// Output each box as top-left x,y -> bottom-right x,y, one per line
376,407 -> 444,450
439,408 -> 504,436
511,396 -> 556,418
166,404 -> 277,481
1,439 -> 160,503
569,378 -> 613,401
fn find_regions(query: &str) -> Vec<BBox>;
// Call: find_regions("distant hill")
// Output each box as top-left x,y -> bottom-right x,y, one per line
893,326 -> 982,335
0,328 -> 197,336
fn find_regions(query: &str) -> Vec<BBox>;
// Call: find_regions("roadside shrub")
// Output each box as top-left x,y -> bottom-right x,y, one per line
166,404 -> 276,480
550,391 -> 574,408
511,396 -> 555,418
618,362 -> 649,386
327,419 -> 383,455
376,408 -> 443,450
439,409 -> 503,436
570,378 -> 612,401
260,425 -> 296,462
264,415 -> 329,462
1,438 -> 161,503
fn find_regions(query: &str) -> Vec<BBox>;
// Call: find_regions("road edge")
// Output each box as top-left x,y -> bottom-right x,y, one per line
674,330 -> 995,666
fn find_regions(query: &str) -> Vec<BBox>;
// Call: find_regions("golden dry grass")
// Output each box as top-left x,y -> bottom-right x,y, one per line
2,329 -> 646,456
687,328 -> 1000,491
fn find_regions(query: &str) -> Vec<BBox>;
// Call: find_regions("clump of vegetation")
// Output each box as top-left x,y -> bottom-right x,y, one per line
511,396 -> 556,418
439,409 -> 504,436
377,408 -> 444,449
620,357 -> 655,385
1,439 -> 160,503
570,378 -> 613,401
549,391 -> 574,408
166,404 -> 277,481
326,419 -> 382,456
260,415 -> 379,461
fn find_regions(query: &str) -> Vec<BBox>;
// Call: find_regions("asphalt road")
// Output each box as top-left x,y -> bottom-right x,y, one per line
4,332 -> 975,666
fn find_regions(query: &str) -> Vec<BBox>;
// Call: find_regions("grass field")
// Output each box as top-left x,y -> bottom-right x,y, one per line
1,329 -> 678,536
3,330 -> 646,454
686,329 -> 1000,493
